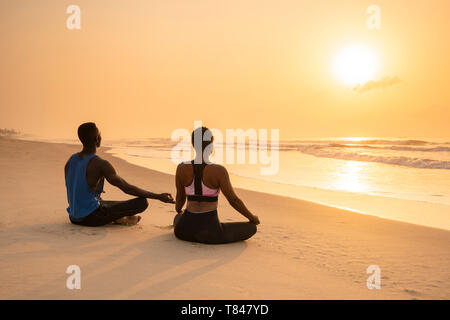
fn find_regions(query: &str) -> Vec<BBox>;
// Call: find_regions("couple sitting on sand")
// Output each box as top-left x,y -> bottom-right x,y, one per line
64,122 -> 260,244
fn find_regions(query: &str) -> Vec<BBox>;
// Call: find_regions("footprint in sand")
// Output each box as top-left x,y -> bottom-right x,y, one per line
79,229 -> 99,236
403,289 -> 421,297
151,224 -> 174,230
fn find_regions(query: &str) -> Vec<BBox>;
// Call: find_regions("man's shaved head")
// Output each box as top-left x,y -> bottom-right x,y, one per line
77,122 -> 100,147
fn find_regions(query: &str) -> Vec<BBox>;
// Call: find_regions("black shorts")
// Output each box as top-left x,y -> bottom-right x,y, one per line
70,197 -> 148,227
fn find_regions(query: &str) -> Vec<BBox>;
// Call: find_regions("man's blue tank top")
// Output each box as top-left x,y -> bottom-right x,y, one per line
65,153 -> 104,221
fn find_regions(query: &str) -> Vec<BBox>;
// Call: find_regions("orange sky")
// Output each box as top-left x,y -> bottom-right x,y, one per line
1,0 -> 449,139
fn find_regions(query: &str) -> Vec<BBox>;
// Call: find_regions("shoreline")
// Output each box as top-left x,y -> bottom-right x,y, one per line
106,146 -> 450,232
1,137 -> 449,299
14,135 -> 450,231
12,135 -> 450,231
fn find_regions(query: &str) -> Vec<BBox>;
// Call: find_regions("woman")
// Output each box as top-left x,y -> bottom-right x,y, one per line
173,126 -> 260,244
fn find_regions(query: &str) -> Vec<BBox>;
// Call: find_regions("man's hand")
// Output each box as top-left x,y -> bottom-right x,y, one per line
159,193 -> 175,203
250,215 -> 260,225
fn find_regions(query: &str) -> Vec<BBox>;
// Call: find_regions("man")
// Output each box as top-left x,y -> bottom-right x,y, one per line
65,122 -> 174,226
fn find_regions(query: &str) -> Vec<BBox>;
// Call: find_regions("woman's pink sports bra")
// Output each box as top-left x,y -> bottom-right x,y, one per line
185,160 -> 220,202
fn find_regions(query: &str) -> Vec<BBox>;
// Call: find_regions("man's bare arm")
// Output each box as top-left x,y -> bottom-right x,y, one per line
64,159 -> 69,181
100,159 -> 174,203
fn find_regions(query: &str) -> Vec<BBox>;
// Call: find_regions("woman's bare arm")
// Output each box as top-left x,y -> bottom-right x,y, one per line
218,166 -> 260,224
175,163 -> 187,213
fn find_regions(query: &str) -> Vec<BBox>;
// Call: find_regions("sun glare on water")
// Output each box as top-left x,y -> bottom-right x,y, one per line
342,137 -> 371,142
333,45 -> 379,86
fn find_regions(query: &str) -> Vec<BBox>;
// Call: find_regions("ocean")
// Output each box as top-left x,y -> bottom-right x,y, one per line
104,137 -> 450,231
25,136 -> 450,230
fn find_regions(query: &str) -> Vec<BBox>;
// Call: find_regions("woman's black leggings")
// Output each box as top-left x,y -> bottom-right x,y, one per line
173,210 -> 257,244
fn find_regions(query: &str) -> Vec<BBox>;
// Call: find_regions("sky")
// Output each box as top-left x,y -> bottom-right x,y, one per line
0,0 -> 449,140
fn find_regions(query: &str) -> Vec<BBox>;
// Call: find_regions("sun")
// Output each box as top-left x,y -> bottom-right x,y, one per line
333,45 -> 379,86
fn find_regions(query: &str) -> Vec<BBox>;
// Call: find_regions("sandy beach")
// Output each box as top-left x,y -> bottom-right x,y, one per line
0,137 -> 449,299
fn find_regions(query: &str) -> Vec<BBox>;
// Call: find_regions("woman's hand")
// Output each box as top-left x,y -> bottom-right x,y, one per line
250,215 -> 260,225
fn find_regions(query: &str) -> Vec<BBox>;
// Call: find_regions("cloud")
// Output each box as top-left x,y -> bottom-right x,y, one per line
353,76 -> 401,93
